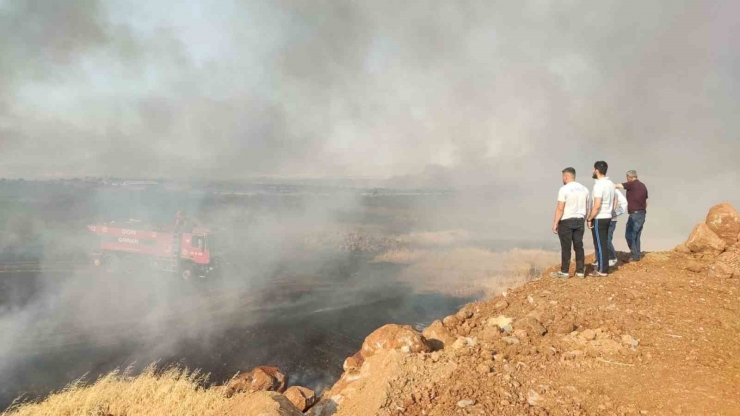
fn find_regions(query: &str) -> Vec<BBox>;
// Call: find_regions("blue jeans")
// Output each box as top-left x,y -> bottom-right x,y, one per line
625,211 -> 646,260
608,221 -> 617,260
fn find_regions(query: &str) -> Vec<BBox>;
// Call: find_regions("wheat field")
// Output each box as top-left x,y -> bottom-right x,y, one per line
3,366 -> 229,416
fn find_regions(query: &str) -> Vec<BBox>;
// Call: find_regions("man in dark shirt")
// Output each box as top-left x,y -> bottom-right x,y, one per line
615,170 -> 649,262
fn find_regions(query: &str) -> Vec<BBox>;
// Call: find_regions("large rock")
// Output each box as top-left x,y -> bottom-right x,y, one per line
314,350 -> 410,416
342,351 -> 364,373
306,400 -> 338,416
513,316 -> 547,337
222,391 -> 303,416
226,366 -> 287,397
552,318 -> 576,335
674,243 -> 692,254
705,203 -> 740,245
442,315 -> 460,328
685,261 -> 703,273
685,223 -> 726,257
714,250 -> 739,278
708,262 -> 734,279
361,324 -> 430,358
487,315 -> 513,330
422,320 -> 456,350
284,386 -> 318,412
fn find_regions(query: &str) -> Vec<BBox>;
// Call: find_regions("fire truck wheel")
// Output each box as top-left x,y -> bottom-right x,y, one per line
102,253 -> 120,273
181,266 -> 193,281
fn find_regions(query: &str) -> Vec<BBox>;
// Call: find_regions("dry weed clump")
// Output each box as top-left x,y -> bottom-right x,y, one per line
4,366 -> 228,416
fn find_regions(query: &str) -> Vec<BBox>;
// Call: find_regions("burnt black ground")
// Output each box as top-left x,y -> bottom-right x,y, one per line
0,261 -> 471,409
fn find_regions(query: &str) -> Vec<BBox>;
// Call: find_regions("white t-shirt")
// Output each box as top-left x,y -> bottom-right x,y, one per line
592,178 -> 616,220
612,190 -> 628,222
557,181 -> 590,220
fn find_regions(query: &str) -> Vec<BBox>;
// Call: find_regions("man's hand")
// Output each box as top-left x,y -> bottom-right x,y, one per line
588,198 -> 602,226
553,201 -> 565,234
587,220 -> 593,229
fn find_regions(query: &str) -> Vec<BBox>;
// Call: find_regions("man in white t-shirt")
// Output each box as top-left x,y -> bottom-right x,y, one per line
609,189 -> 628,265
591,185 -> 627,268
587,161 -> 617,277
551,167 -> 591,279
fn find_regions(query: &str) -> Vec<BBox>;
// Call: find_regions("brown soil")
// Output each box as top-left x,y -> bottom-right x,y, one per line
328,250 -> 740,416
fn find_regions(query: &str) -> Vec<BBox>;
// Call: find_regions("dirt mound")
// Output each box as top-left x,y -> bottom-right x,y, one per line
318,250 -> 740,415
314,206 -> 740,415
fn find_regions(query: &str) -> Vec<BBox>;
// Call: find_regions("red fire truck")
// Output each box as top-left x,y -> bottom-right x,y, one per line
87,211 -> 218,280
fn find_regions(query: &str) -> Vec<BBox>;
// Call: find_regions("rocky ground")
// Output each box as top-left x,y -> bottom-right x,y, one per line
303,247 -> 739,416
254,203 -> 740,416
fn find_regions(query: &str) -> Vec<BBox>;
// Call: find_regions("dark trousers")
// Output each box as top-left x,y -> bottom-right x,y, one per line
607,221 -> 617,260
557,218 -> 585,274
626,211 -> 646,260
592,218 -> 611,274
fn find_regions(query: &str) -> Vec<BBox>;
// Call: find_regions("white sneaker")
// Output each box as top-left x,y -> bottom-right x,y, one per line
550,271 -> 570,279
590,261 -> 598,267
575,272 -> 585,278
609,259 -> 618,267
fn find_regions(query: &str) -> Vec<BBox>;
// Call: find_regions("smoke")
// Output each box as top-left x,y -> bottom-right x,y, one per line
0,186 -> 402,403
1,0 -> 739,407
1,0 -> 738,232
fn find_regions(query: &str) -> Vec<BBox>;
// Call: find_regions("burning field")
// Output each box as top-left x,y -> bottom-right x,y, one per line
0,180 -> 556,412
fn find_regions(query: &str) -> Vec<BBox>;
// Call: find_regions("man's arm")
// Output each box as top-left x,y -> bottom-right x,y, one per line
615,183 -> 625,190
587,198 -> 602,227
612,192 -> 619,217
553,201 -> 565,234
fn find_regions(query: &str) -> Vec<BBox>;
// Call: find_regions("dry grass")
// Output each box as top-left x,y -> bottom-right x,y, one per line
3,366 -> 229,416
372,247 -> 557,270
397,229 -> 472,247
373,247 -> 559,297
371,248 -> 431,264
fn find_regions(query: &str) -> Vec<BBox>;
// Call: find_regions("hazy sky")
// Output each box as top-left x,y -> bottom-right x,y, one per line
0,0 -> 738,181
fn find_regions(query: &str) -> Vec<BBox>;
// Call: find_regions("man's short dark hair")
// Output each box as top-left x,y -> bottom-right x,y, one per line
562,167 -> 576,176
594,161 -> 608,175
